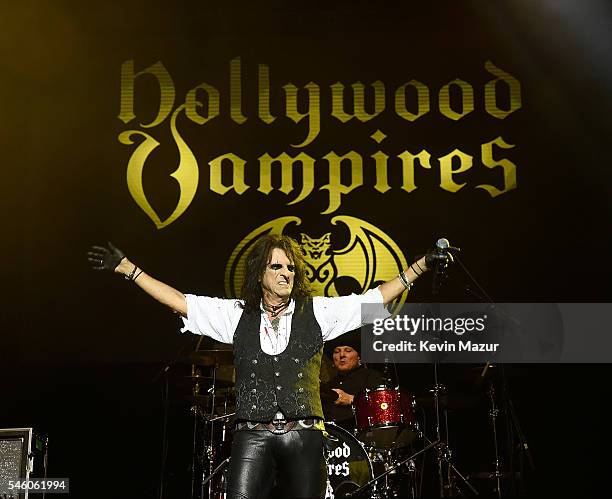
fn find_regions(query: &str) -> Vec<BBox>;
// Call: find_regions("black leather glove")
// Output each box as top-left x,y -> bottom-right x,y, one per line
425,248 -> 452,270
87,242 -> 126,272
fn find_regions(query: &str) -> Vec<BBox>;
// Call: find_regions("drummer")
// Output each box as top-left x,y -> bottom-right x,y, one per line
321,332 -> 385,430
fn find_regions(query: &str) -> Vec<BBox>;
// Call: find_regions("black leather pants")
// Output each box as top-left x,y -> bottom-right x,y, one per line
226,429 -> 325,499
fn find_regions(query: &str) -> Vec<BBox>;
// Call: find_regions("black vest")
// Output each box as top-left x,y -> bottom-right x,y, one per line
233,300 -> 324,422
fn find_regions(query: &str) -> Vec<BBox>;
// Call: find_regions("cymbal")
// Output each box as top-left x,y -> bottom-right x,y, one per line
180,350 -> 234,366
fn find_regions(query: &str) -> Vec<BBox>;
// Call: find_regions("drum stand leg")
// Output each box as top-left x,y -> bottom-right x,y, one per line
190,401 -> 202,499
487,383 -> 503,498
191,366 -> 218,499
190,364 -> 204,499
384,450 -> 417,499
429,363 -> 479,497
345,440 -> 441,498
201,457 -> 231,498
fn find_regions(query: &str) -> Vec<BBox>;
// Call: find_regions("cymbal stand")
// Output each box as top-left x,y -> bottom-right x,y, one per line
431,364 -> 446,497
155,334 -> 202,499
487,383 -> 502,498
190,364 -> 204,499
204,365 -> 218,499
460,255 -> 535,496
430,363 -> 479,497
421,433 -> 479,497
502,366 -> 534,496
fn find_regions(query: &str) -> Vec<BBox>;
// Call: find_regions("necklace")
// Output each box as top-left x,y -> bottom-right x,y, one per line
263,301 -> 289,318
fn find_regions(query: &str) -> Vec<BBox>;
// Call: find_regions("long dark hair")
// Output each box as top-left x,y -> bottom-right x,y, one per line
240,235 -> 312,313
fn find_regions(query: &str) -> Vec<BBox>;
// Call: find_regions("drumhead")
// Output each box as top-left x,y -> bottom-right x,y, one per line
324,422 -> 373,498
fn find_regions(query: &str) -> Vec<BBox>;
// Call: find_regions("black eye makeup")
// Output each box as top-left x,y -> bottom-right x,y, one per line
269,263 -> 295,272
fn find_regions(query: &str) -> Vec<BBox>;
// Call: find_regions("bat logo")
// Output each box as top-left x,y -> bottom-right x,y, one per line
225,215 -> 409,311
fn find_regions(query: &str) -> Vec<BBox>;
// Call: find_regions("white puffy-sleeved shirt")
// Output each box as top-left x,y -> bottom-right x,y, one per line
180,288 -> 388,355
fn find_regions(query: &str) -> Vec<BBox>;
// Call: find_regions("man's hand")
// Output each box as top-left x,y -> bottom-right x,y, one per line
424,249 -> 451,270
86,242 -> 187,315
87,242 -> 126,272
331,388 -> 355,406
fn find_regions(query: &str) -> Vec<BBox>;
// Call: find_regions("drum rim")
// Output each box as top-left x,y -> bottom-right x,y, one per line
365,384 -> 401,393
357,420 -> 405,430
356,385 -> 414,399
354,386 -> 416,408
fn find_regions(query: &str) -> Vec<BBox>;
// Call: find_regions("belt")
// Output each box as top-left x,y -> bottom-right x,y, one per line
235,418 -> 321,434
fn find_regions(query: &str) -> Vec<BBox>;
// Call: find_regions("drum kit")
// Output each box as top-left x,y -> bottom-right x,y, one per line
324,386 -> 422,499
162,349 -> 516,499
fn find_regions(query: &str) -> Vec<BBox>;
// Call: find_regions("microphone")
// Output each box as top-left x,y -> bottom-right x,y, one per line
429,238 -> 459,295
435,237 -> 461,253
436,237 -> 450,251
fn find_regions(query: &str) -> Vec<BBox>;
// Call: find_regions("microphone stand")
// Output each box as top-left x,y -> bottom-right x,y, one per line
428,333 -> 477,497
425,239 -> 479,497
428,253 -> 478,497
430,262 -> 445,497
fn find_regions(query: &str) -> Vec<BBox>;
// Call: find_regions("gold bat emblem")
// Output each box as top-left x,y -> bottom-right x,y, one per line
225,215 -> 409,311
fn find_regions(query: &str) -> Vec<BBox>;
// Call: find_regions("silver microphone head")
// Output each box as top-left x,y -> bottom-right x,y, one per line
436,238 -> 450,250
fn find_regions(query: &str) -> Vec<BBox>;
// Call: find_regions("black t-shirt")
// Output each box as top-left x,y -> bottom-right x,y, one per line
321,365 -> 385,426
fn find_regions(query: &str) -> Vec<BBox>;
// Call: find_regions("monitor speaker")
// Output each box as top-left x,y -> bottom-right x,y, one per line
0,428 -> 33,499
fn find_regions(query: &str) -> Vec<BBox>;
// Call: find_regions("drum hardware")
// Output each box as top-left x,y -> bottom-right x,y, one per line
369,448 -> 410,499
156,336 -> 210,499
205,411 -> 236,422
201,362 -> 235,499
154,337 -> 236,499
353,385 -> 418,450
178,376 -> 234,389
428,363 -> 479,497
200,456 -> 231,499
177,348 -> 235,499
180,350 -> 235,367
459,255 -> 534,496
487,383 -> 502,499
471,377 -> 531,497
343,439 -> 441,498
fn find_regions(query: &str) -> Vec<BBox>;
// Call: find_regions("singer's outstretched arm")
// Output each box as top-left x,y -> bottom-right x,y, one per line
114,257 -> 187,315
89,242 -> 433,313
88,243 -> 187,316
378,255 -> 429,305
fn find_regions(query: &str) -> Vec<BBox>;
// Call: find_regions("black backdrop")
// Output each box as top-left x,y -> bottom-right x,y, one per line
2,1 -> 611,497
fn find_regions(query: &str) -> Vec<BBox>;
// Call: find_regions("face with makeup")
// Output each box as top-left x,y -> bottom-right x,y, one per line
260,247 -> 295,303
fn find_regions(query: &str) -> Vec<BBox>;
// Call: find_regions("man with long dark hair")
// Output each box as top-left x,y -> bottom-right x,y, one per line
88,235 -> 434,498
